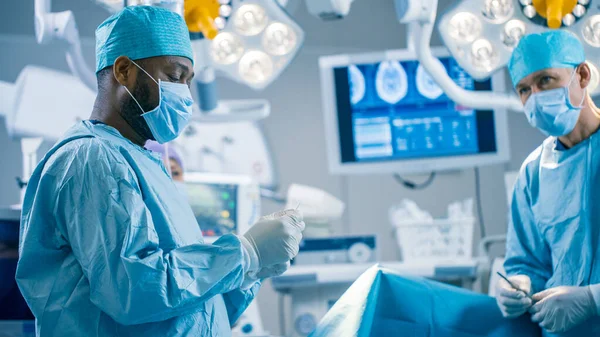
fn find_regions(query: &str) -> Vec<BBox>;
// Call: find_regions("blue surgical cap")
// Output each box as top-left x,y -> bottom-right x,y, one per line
95,6 -> 194,73
508,30 -> 585,87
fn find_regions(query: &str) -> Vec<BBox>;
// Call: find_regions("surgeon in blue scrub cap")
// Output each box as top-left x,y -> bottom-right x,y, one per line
496,30 -> 600,336
16,5 -> 304,337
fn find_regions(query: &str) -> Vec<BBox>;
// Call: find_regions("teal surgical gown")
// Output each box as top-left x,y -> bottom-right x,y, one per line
505,134 -> 600,337
15,121 -> 260,337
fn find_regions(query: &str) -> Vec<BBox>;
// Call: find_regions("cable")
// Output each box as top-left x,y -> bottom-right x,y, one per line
393,172 -> 436,190
474,167 -> 487,239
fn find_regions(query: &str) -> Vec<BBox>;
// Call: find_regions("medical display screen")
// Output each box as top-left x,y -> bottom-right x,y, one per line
333,57 -> 497,163
186,183 -> 238,237
0,218 -> 34,320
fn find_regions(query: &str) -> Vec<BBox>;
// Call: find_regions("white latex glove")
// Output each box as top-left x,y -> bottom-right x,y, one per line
529,286 -> 598,333
242,209 -> 305,269
256,261 -> 290,279
495,274 -> 533,318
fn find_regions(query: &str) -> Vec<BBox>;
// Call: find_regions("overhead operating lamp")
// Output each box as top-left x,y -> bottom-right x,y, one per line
392,0 -> 524,112
185,0 -> 304,120
437,0 -> 600,95
204,0 -> 305,90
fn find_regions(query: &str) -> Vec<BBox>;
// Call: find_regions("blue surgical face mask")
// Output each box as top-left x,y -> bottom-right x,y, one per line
123,60 -> 194,144
523,69 -> 586,137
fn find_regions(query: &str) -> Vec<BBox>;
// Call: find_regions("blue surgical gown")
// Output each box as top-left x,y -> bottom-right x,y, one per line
505,135 -> 600,337
15,121 -> 260,337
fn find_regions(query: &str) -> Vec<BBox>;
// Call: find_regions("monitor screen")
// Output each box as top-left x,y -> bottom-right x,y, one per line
320,49 -> 509,175
186,182 -> 238,237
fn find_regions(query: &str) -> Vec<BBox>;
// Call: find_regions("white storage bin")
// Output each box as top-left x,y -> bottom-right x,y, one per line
392,218 -> 475,263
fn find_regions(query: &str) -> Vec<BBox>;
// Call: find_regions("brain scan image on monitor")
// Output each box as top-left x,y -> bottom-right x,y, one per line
348,65 -> 366,105
375,60 -> 408,104
416,63 -> 444,100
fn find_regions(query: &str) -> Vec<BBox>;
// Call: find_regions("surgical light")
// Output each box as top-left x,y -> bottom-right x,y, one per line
471,39 -> 497,71
448,12 -> 482,43
503,20 -> 526,47
262,22 -> 297,56
233,4 -> 268,36
573,4 -> 586,18
482,0 -> 513,23
211,32 -> 244,64
208,0 -> 305,90
583,15 -> 600,47
215,17 -> 226,29
579,0 -> 590,5
238,51 -> 274,84
219,0 -> 231,3
523,5 -> 537,18
519,0 -> 532,5
219,5 -> 233,17
563,13 -> 576,26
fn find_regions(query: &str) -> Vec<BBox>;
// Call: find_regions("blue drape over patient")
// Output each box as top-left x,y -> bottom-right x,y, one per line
310,266 -> 541,337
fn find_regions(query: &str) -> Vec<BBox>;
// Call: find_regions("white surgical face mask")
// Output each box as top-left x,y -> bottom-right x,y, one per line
523,69 -> 586,137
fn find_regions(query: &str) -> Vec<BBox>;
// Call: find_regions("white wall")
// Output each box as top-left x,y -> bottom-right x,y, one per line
0,0 -> 554,335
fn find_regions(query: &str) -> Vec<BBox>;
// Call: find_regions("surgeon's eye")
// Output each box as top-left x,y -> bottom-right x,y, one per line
168,74 -> 181,82
539,76 -> 552,87
518,87 -> 530,96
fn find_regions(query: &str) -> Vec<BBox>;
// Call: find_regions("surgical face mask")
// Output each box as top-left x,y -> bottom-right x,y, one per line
123,61 -> 194,144
523,69 -> 586,137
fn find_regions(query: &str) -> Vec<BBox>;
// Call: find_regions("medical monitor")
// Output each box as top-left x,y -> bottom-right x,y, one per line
184,173 -> 260,239
319,48 -> 510,175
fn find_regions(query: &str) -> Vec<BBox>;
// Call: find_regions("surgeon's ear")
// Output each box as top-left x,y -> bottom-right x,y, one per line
113,56 -> 136,87
577,62 -> 591,89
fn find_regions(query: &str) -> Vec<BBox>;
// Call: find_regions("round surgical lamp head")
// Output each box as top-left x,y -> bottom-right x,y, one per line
583,15 -> 600,47
448,12 -> 482,43
482,0 -> 513,24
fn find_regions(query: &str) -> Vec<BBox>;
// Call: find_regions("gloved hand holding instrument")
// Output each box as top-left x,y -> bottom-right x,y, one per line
495,273 -> 534,318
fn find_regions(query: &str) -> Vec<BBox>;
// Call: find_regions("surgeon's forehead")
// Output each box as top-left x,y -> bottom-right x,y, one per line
515,68 -> 568,89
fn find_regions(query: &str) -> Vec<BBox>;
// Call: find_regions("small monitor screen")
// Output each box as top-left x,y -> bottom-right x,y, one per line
333,57 -> 497,164
186,183 -> 238,237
